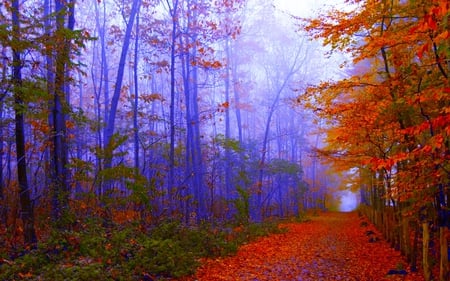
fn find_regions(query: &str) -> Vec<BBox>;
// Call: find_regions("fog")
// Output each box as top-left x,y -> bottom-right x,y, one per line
1,0 -> 354,225
338,190 -> 359,212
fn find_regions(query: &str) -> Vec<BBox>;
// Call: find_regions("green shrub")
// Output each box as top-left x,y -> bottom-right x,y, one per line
0,216 -> 290,280
130,238 -> 198,278
40,263 -> 105,281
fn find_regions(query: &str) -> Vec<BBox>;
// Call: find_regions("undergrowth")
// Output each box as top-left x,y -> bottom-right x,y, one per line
0,218 -> 289,280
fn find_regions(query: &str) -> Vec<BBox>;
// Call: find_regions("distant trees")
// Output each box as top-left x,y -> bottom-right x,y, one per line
0,0 -> 333,255
103,0 -> 141,174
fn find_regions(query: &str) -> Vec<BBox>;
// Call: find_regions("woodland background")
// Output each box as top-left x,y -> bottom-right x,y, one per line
0,0 -> 448,280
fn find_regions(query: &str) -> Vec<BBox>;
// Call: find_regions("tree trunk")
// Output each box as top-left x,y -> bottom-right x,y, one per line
0,95 -> 5,226
191,60 -> 205,221
50,0 -> 73,223
410,221 -> 419,272
224,37 -> 232,214
439,226 -> 449,281
231,46 -> 243,144
12,0 -> 37,245
103,0 -> 141,174
133,8 -> 140,174
167,0 -> 179,216
401,215 -> 410,261
92,0 -> 110,194
0,47 -> 6,227
423,222 -> 432,281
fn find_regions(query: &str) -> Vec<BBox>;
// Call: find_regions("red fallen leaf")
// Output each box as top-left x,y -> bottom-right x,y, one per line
18,272 -> 33,278
183,212 -> 426,281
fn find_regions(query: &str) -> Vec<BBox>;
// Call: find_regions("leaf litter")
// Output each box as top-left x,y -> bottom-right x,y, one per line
181,212 -> 425,281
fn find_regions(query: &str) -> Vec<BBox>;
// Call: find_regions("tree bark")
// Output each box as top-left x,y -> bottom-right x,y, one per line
0,94 -> 5,226
133,8 -> 140,174
439,226 -> 449,281
12,0 -> 37,245
423,222 -> 432,281
50,0 -> 73,223
224,37 -> 232,211
167,0 -> 179,216
103,0 -> 141,175
92,0 -> 110,194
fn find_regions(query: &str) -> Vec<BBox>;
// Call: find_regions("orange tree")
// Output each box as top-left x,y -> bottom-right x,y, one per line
299,0 -> 449,279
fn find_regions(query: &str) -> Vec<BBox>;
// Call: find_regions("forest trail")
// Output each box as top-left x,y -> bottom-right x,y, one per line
185,212 -> 425,281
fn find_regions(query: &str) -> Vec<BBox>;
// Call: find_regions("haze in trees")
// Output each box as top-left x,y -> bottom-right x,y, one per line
0,0 -> 447,280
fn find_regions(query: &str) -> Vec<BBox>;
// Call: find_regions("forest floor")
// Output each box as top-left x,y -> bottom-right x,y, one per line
184,212 -> 426,281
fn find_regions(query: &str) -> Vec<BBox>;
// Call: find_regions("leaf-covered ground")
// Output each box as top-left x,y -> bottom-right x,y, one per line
184,212 -> 425,281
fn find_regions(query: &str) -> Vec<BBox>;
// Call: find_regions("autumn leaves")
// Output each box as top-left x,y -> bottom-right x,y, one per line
189,212 -> 425,281
301,0 -> 449,230
299,1 -> 449,279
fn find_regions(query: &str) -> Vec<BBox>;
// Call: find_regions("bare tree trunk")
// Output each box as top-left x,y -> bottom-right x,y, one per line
44,0 -> 55,202
50,0 -> 73,223
75,72 -> 84,195
439,226 -> 449,281
401,215 -> 410,261
231,46 -> 243,144
92,0 -> 110,194
189,0 -> 206,221
410,221 -> 419,272
0,94 -> 5,227
0,48 -> 6,227
133,8 -> 140,173
103,0 -> 141,175
12,0 -> 37,245
423,222 -> 432,281
99,0 -> 110,156
191,55 -> 205,221
224,37 -> 232,212
167,0 -> 179,216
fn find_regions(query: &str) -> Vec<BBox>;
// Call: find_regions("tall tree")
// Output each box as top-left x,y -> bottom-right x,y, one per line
92,0 -> 111,182
11,0 -> 37,244
103,0 -> 141,178
49,0 -> 75,223
167,0 -> 179,217
133,7 -> 141,174
301,0 -> 449,279
0,56 -> 6,226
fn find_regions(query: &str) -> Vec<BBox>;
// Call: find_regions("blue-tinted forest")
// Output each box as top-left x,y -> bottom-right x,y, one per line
0,0 -> 448,280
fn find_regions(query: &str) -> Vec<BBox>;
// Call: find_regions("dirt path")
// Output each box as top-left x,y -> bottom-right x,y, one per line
186,212 -> 425,281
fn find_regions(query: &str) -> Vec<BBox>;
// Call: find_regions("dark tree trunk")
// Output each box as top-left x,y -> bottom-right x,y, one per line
50,0 -> 73,223
188,0 -> 205,221
0,48 -> 7,227
12,0 -> 37,245
0,94 -> 5,226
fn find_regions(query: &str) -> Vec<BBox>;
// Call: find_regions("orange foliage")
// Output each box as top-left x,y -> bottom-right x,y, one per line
299,0 -> 449,208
